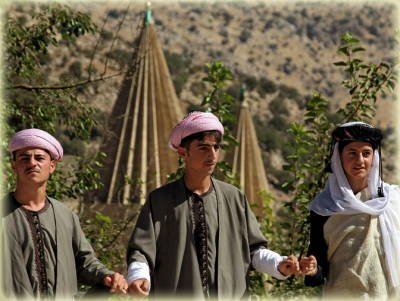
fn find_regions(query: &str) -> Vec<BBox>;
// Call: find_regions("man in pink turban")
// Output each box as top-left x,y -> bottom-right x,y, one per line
2,129 -> 128,299
126,112 -> 299,300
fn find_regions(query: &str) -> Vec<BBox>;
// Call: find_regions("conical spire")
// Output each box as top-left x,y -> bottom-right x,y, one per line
88,6 -> 184,205
224,88 -> 269,218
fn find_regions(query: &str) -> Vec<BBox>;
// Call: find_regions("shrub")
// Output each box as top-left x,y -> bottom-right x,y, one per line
173,72 -> 188,96
259,77 -> 277,94
269,97 -> 288,115
18,16 -> 28,26
101,30 -> 114,41
244,76 -> 258,91
164,51 -> 186,75
109,9 -> 120,19
279,84 -> 305,109
69,61 -> 82,79
190,81 -> 206,96
108,49 -> 131,69
191,8 -> 202,15
226,83 -> 242,102
239,30 -> 250,43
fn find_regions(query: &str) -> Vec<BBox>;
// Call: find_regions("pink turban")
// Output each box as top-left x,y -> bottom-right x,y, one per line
169,112 -> 224,150
9,129 -> 64,162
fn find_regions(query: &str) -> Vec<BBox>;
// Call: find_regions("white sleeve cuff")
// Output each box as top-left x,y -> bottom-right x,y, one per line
252,249 -> 290,280
127,262 -> 151,292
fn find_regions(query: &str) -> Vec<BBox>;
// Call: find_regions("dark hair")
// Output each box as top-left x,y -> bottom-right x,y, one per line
338,140 -> 378,153
12,149 -> 53,161
180,130 -> 222,150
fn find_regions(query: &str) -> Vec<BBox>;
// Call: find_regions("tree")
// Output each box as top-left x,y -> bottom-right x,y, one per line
2,2 -> 137,200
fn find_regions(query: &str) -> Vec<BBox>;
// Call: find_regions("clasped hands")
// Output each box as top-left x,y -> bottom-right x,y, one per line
278,255 -> 317,276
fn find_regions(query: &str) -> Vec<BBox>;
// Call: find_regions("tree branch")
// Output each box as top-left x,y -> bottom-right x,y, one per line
10,71 -> 128,90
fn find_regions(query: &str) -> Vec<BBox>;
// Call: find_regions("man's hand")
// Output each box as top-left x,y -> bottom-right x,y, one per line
103,272 -> 128,294
128,279 -> 150,298
277,254 -> 300,276
298,255 -> 318,276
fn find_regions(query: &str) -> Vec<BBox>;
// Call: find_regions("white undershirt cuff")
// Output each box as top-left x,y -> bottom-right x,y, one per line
252,249 -> 290,280
127,262 -> 151,292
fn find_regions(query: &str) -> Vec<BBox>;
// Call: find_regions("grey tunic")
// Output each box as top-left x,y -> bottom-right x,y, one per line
126,177 -> 268,300
2,193 -> 114,300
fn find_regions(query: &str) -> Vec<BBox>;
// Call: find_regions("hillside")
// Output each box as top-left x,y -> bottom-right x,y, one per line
5,1 -> 399,190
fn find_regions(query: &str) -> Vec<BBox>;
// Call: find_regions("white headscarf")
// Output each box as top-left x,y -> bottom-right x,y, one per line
309,122 -> 400,294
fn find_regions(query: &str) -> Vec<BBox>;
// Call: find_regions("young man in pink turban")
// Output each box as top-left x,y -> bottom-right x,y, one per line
2,129 -> 128,300
126,112 -> 299,300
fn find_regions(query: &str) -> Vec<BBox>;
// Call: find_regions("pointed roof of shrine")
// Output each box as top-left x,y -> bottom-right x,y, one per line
223,87 -> 270,217
87,4 -> 184,205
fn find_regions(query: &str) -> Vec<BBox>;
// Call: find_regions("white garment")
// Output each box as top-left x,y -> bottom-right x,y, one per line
309,134 -> 400,295
127,249 -> 289,291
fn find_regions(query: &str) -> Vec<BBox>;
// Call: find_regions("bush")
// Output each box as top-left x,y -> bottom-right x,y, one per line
18,16 -> 28,26
39,52 -> 52,65
226,84 -> 242,102
279,84 -> 305,109
69,61 -> 82,79
190,81 -> 206,96
109,9 -> 120,19
101,30 -> 114,41
269,97 -> 288,115
191,8 -> 202,15
244,76 -> 258,91
259,77 -> 277,94
164,51 -> 186,75
173,73 -> 188,96
108,49 -> 131,69
239,30 -> 250,43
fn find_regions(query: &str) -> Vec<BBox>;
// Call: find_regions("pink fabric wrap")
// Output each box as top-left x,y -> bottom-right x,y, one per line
9,129 -> 64,162
169,112 -> 224,150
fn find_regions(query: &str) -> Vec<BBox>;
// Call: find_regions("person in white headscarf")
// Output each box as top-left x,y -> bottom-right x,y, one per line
300,122 -> 400,300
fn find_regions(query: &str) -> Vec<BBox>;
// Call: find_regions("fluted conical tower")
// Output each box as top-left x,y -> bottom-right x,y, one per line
224,90 -> 269,217
88,4 -> 183,205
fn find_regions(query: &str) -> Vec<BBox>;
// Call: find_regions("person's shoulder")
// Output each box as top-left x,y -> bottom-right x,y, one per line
150,180 -> 178,194
47,196 -> 74,214
212,178 -> 245,197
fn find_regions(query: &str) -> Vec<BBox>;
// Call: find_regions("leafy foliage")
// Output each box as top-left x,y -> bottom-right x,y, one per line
1,3 -> 102,199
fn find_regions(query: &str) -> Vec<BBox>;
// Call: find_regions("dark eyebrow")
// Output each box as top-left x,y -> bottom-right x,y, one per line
18,153 -> 47,158
197,143 -> 220,147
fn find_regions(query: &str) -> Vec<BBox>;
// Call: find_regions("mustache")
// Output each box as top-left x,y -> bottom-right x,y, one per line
25,167 -> 40,173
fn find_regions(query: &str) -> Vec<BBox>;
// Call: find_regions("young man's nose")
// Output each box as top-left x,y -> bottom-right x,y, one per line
27,157 -> 38,167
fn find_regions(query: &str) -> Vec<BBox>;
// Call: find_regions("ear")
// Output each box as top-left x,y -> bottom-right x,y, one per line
49,160 -> 56,174
177,146 -> 188,160
11,160 -> 17,174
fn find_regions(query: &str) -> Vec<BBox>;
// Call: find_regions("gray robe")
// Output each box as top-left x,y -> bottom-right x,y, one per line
127,177 -> 268,300
2,193 -> 113,300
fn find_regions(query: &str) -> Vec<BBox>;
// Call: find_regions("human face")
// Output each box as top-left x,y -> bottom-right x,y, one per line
339,141 -> 373,185
11,147 -> 55,188
178,135 -> 220,178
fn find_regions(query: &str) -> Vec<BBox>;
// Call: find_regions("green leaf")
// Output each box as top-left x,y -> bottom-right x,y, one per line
282,165 -> 295,172
352,46 -> 366,53
349,85 -> 358,95
297,148 -> 309,154
333,61 -> 347,66
223,134 -> 239,146
361,112 -> 373,119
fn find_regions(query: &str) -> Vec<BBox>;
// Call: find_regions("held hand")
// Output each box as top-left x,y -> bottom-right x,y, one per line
103,272 -> 129,295
277,254 -> 300,276
299,255 -> 318,276
128,279 -> 150,298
